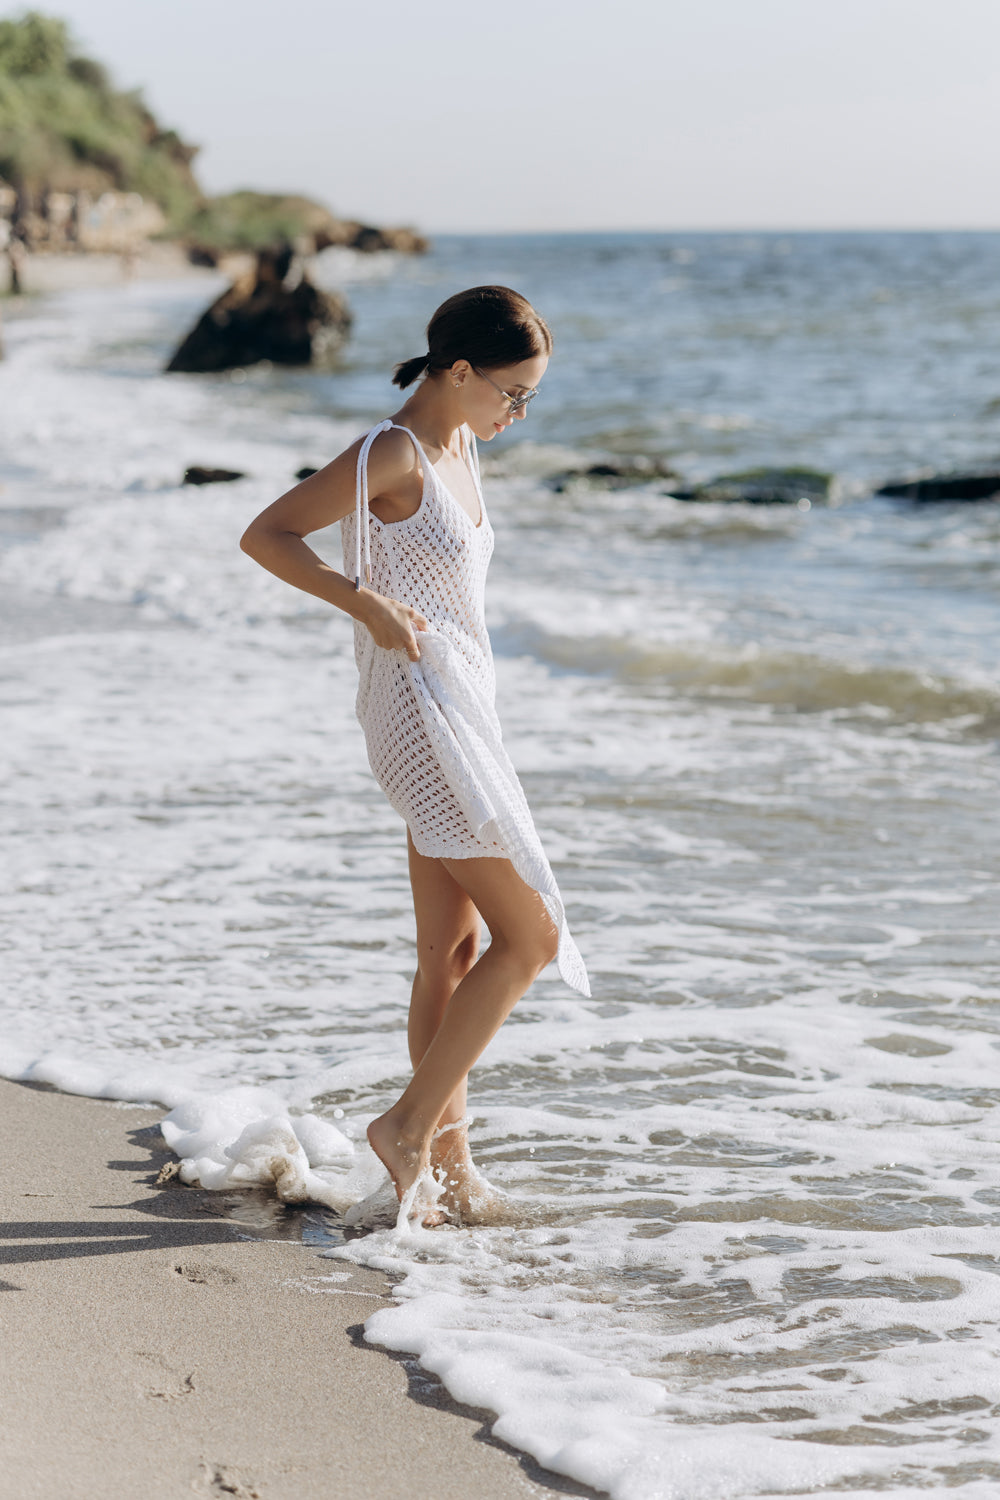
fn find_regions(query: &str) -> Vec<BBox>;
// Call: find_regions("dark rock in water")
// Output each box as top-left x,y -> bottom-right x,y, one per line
550,461 -> 836,505
295,466 -> 320,480
186,244 -> 220,268
183,466 -> 245,486
876,473 -> 1000,503
679,467 -> 836,505
348,224 -> 429,254
166,245 -> 352,374
548,457 -> 678,493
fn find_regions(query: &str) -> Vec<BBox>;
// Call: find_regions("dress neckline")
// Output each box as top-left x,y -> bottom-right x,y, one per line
395,422 -> 484,531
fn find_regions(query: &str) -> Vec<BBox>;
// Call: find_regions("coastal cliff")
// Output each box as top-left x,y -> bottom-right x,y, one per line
0,11 -> 426,263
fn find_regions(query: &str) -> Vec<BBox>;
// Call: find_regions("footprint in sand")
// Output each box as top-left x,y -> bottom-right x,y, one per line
200,1463 -> 262,1499
134,1350 -> 196,1401
173,1261 -> 238,1285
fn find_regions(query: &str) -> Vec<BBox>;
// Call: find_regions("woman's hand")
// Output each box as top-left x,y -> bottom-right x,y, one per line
357,592 -> 428,661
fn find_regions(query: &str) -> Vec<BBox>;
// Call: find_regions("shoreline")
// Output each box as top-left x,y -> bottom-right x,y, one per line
2,240 -> 224,297
0,1077 -> 589,1500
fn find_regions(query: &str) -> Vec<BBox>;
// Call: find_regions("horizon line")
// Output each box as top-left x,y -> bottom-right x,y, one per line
420,223 -> 1000,237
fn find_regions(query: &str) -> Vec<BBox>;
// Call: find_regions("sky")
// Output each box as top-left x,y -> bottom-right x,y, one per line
8,0 -> 1000,233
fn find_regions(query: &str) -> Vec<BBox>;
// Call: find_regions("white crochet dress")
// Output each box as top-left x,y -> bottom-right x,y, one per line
341,419 -> 589,996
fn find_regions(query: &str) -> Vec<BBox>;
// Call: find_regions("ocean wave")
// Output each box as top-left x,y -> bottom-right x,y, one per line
499,623 -> 1000,730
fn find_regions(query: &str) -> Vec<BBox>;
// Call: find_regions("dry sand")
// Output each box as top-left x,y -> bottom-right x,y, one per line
1,241 -> 262,299
0,1078 -> 591,1500
4,241 -> 221,295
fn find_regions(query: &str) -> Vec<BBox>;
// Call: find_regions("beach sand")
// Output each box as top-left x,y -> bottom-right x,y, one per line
0,1078 -> 589,1500
4,242 -> 208,294
2,242 -> 253,297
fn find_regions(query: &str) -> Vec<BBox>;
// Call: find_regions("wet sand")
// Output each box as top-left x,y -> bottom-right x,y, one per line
0,1078 -> 588,1500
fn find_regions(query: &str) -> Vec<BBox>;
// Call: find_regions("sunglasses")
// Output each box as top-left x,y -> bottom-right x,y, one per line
473,367 -> 538,414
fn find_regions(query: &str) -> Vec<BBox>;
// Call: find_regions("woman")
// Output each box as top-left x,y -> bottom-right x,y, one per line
241,286 -> 589,1225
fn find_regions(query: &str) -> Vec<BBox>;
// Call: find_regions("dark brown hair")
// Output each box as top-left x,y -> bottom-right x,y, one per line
392,285 -> 553,389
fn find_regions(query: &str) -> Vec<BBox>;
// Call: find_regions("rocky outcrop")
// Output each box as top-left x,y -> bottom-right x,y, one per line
0,181 -> 166,256
672,467 -> 837,505
182,195 -> 429,265
333,223 -> 429,255
876,473 -> 1000,503
165,246 -> 352,373
0,18 -> 429,271
548,457 -> 679,493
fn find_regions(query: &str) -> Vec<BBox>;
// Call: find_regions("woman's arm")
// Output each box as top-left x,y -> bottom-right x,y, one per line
240,429 -> 428,660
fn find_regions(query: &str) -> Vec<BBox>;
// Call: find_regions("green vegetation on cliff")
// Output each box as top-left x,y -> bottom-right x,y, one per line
0,11 -> 200,222
184,191 -> 343,254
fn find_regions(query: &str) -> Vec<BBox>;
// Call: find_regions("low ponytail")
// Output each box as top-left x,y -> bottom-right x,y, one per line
392,353 -> 430,389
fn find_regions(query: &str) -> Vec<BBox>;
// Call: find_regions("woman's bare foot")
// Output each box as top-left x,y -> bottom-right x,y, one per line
429,1122 -> 509,1225
367,1110 -> 447,1228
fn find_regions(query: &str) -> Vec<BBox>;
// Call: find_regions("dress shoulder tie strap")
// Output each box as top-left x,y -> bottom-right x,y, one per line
463,424 -> 483,496
353,419 -> 393,590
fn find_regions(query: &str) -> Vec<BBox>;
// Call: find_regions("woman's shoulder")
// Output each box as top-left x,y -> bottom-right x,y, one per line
371,422 -> 420,459
350,422 -> 422,481
348,422 -> 428,516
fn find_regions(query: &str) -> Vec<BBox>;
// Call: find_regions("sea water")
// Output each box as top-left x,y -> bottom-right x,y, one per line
3,233 -> 1000,1499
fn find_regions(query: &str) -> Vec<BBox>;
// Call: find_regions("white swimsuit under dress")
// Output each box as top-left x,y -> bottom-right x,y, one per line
340,419 -> 590,996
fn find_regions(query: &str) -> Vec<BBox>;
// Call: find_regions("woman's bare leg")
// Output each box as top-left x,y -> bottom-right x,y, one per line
405,833 -> 479,1135
368,848 -> 559,1212
404,835 -> 519,1220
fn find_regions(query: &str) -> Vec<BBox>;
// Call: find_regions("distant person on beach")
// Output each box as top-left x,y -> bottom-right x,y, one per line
241,286 -> 589,1225
5,221 -> 26,296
